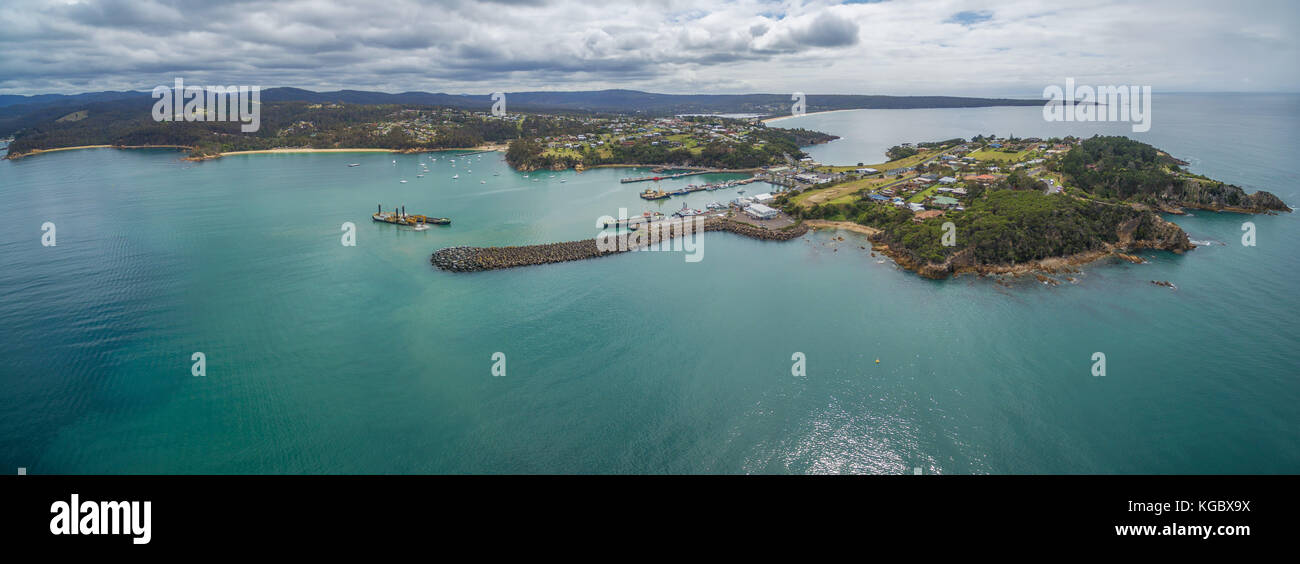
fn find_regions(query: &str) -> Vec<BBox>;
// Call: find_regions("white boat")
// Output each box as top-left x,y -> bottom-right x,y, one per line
399,179 -> 408,183
452,174 -> 459,179
348,163 -> 360,167
480,180 -> 486,184
416,174 -> 424,178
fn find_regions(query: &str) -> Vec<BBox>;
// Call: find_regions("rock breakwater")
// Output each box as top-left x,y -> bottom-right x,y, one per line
432,218 -> 807,272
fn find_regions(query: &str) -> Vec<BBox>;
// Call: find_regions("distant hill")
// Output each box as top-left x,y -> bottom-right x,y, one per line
257,88 -> 1042,114
0,87 -> 1041,136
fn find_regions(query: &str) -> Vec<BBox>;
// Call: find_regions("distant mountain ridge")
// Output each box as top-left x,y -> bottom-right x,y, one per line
0,86 -> 1040,114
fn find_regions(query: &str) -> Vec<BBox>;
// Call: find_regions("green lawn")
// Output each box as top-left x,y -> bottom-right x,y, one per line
967,148 -> 1035,162
908,185 -> 939,203
791,175 -> 897,208
814,149 -> 940,173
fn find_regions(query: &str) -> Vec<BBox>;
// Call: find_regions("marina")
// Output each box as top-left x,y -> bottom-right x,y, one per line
639,177 -> 765,200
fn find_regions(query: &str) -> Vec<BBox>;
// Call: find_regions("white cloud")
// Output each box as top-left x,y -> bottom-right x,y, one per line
0,0 -> 1296,95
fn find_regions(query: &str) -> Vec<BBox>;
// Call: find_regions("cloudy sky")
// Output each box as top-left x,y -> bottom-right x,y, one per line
1,0 -> 1297,96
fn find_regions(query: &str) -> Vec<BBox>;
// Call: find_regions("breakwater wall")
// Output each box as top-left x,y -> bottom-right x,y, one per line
432,218 -> 808,272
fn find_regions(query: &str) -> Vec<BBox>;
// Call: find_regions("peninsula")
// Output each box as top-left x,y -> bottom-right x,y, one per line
780,135 -> 1288,279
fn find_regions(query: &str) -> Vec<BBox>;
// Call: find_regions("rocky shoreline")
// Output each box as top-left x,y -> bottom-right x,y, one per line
809,213 -> 1193,280
432,218 -> 808,272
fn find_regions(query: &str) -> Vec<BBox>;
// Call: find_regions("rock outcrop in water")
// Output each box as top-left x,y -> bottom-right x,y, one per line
432,218 -> 808,272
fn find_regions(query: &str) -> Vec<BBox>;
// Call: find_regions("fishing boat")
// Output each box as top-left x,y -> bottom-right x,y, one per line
640,188 -> 669,200
670,187 -> 690,196
673,203 -> 703,217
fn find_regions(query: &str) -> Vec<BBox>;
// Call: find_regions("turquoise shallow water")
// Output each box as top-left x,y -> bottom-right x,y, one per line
1,94 -> 1297,474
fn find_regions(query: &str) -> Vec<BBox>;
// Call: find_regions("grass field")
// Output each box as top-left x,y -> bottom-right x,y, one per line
967,148 -> 1034,162
792,175 -> 901,208
814,150 -> 938,174
908,185 -> 939,203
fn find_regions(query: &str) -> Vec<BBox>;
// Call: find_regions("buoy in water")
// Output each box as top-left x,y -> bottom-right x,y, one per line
875,359 -> 880,364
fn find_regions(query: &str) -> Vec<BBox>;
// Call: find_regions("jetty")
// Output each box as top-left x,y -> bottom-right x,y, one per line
602,212 -> 668,228
637,177 -> 763,200
621,168 -> 723,183
432,218 -> 808,272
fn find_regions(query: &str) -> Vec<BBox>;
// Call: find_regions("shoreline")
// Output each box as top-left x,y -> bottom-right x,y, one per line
806,218 -> 1185,280
5,143 -> 507,161
4,144 -> 192,159
762,109 -> 863,124
217,143 -> 508,158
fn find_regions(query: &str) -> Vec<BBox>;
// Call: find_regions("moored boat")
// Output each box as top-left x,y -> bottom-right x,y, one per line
373,204 -> 451,226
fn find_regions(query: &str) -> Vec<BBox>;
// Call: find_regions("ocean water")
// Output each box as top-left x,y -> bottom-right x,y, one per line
1,94 -> 1297,474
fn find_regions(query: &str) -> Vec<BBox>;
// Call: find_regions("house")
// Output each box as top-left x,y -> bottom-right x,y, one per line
856,167 -> 879,174
913,210 -> 945,222
931,196 -> 960,209
751,193 -> 775,203
938,176 -> 957,184
907,202 -> 926,212
745,203 -> 779,220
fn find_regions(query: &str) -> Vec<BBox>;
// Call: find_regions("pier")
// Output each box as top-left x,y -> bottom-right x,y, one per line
602,213 -> 668,228
620,169 -> 722,183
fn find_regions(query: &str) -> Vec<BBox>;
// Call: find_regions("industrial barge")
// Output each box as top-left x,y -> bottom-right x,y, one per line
373,204 -> 450,228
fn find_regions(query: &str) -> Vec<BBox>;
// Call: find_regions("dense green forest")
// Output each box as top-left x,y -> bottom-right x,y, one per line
1057,136 -> 1287,211
505,124 -> 829,170
6,101 -> 521,157
789,183 -> 1185,267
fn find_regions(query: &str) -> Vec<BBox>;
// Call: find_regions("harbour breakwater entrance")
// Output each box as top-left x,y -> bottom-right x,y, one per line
432,218 -> 808,272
